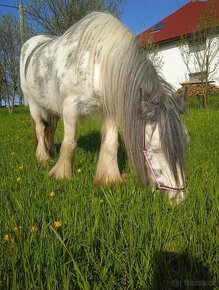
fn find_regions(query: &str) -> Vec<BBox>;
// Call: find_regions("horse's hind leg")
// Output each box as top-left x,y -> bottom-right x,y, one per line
30,116 -> 38,146
44,115 -> 59,156
48,99 -> 78,180
30,105 -> 51,164
93,119 -> 122,186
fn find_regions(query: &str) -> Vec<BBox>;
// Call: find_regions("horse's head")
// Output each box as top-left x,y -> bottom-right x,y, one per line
141,88 -> 188,206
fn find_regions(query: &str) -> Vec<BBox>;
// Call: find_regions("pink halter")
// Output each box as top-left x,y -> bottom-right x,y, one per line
143,127 -> 184,192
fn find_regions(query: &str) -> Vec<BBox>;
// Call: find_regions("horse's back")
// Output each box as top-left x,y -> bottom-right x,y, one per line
20,12 -> 133,116
20,35 -> 54,76
20,35 -> 55,105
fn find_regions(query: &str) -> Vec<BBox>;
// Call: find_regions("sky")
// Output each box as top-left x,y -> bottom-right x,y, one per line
0,0 -> 190,34
122,0 -> 190,34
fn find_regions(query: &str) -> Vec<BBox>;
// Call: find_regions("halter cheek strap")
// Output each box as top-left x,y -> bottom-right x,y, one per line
143,126 -> 184,192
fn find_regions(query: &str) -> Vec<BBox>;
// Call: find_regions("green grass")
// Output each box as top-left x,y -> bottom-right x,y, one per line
0,95 -> 218,290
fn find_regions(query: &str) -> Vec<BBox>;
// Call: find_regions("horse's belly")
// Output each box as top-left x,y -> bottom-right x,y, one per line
73,92 -> 102,116
26,77 -> 63,115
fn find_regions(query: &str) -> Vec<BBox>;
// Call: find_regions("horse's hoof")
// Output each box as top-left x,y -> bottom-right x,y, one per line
93,175 -> 123,187
48,164 -> 72,180
36,154 -> 51,165
121,173 -> 128,182
48,147 -> 57,158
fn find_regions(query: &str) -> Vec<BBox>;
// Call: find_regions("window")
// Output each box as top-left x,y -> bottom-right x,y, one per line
189,72 -> 206,82
151,22 -> 164,33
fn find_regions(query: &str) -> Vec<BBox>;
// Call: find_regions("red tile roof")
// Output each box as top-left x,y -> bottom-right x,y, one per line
137,0 -> 219,45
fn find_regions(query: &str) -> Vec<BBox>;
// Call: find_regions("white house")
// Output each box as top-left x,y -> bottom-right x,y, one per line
138,0 -> 219,89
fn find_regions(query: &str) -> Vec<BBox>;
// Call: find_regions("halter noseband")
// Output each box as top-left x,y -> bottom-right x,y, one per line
143,125 -> 184,192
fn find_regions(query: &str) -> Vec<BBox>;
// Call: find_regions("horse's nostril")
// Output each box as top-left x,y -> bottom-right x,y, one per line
168,190 -> 176,200
168,190 -> 185,207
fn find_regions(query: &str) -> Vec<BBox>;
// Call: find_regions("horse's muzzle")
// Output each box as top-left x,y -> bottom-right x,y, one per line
167,190 -> 186,207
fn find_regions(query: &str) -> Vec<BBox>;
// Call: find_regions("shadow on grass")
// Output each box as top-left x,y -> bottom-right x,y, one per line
53,131 -> 100,156
55,131 -> 128,172
77,131 -> 128,172
152,251 -> 216,290
78,131 -> 101,152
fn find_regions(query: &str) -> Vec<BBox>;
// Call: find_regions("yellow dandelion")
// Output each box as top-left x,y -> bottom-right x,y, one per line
16,177 -> 22,182
30,226 -> 38,233
54,220 -> 62,228
4,234 -> 10,241
49,191 -> 55,197
4,234 -> 14,242
14,226 -> 22,232
77,168 -> 81,173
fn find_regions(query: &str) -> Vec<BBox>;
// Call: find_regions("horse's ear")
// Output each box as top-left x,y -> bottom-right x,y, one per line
176,87 -> 187,114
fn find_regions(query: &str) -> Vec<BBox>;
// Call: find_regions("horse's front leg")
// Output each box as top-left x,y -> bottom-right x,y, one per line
49,101 -> 78,180
93,119 -> 122,186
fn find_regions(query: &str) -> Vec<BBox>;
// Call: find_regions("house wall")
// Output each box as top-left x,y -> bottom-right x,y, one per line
209,37 -> 219,85
158,41 -> 187,89
157,37 -> 219,89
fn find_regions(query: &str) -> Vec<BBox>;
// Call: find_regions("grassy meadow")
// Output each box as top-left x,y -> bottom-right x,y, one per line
0,96 -> 218,290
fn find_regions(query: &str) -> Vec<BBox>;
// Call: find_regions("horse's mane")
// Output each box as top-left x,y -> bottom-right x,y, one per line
62,12 -> 186,186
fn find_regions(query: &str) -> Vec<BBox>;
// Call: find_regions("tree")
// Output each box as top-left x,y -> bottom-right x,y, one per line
178,0 -> 219,108
0,15 -> 21,113
144,41 -> 164,74
0,67 -> 7,108
138,34 -> 164,73
26,0 -> 123,35
0,67 -> 3,107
